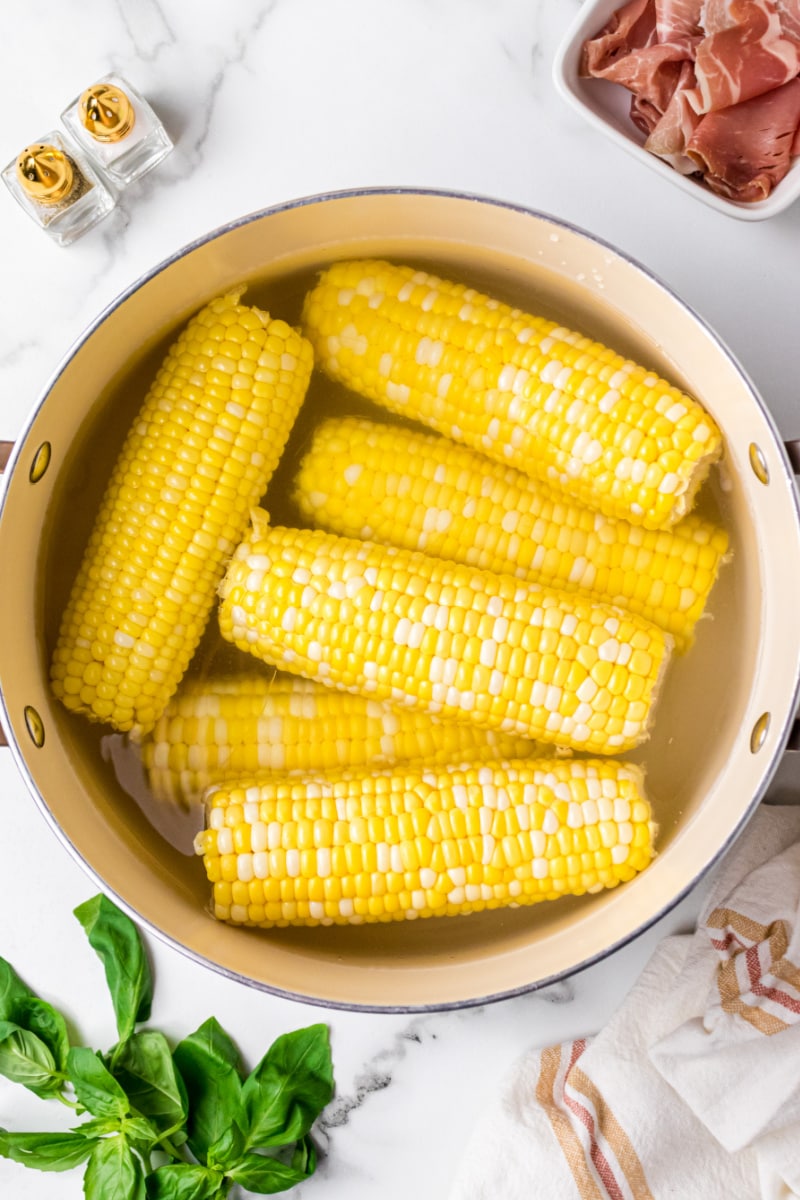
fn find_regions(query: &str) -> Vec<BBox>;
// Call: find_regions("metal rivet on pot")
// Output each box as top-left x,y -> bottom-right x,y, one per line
749,443 -> 769,485
29,441 -> 51,483
750,711 -> 770,754
23,705 -> 45,748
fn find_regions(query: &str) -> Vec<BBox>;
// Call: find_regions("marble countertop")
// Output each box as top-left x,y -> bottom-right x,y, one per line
2,1 -> 800,1196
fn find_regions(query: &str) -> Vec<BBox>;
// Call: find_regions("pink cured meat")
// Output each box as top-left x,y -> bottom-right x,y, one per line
594,41 -> 692,112
656,0 -> 703,47
702,0 -> 800,38
645,61 -> 703,168
582,0 -> 694,117
701,0 -> 741,34
775,0 -> 800,41
689,1 -> 800,112
687,74 -> 800,196
581,0 -> 657,92
630,93 -> 664,134
581,0 -> 657,76
581,0 -> 800,199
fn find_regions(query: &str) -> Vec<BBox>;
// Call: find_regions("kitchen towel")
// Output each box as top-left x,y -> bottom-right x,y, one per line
449,805 -> 800,1200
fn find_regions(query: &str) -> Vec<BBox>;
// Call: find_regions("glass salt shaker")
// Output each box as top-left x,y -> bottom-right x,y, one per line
61,76 -> 173,187
1,133 -> 116,246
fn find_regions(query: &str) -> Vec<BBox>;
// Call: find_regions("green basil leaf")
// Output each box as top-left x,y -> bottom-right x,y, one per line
291,1134 -> 316,1176
173,1017 -> 243,1163
84,1135 -> 145,1200
14,996 -> 70,1072
174,1016 -> 242,1077
67,1046 -> 129,1118
205,1122 -> 245,1172
0,1127 -> 97,1172
121,1114 -> 162,1161
240,1024 -> 333,1148
227,1151 -> 311,1194
72,1116 -> 122,1137
74,894 -> 153,1041
144,1163 -> 224,1200
110,1030 -> 187,1134
0,958 -> 36,1021
124,1115 -> 161,1142
0,1019 -> 60,1097
0,967 -> 69,1079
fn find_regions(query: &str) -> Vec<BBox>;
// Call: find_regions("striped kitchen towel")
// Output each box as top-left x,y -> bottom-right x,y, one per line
449,805 -> 800,1200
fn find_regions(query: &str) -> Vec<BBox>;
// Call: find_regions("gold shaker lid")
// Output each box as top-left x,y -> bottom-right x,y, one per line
80,82 -> 135,142
16,144 -> 74,204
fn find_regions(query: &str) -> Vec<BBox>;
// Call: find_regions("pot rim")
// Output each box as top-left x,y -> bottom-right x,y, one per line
2,185 -> 799,1011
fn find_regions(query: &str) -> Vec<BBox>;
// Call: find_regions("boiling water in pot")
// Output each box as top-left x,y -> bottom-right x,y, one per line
39,254 -> 743,944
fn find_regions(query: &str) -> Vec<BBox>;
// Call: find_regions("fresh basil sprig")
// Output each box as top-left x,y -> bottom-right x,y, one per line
74,893 -> 154,1044
0,894 -> 334,1197
173,1017 -> 243,1164
0,1128 -> 98,1172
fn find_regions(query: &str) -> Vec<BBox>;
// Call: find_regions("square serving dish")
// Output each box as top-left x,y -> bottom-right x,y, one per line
552,0 -> 800,222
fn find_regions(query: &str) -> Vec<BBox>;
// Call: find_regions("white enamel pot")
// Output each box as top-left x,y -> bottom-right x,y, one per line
1,188 -> 799,1011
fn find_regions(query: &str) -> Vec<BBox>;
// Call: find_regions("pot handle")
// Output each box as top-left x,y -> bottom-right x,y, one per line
784,441 -> 800,749
0,441 -> 13,747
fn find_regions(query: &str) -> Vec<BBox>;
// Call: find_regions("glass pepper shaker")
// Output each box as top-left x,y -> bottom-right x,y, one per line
1,132 -> 115,246
61,76 -> 173,187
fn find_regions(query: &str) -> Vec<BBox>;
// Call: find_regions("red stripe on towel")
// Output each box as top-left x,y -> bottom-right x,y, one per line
746,942 -> 800,1016
562,1042 -> 626,1200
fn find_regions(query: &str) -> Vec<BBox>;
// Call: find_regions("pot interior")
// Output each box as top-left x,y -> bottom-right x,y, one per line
2,191 -> 798,1009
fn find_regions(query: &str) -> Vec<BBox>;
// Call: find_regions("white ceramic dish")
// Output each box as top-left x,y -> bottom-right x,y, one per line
552,0 -> 800,222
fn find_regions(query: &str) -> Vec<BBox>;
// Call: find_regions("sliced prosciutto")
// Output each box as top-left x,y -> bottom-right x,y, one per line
581,0 -> 657,76
630,92 -> 664,134
701,0 -> 743,34
775,0 -> 800,42
580,0 -> 800,201
687,1 -> 800,112
687,74 -> 800,197
702,0 -> 800,38
645,62 -> 703,169
656,0 -> 703,48
582,0 -> 697,118
589,41 -> 693,114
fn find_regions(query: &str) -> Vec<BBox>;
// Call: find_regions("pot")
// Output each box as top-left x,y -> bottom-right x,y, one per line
1,188 -> 799,1011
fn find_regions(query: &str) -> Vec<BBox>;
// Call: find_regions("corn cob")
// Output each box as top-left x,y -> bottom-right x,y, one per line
293,416 -> 729,651
218,512 -> 672,754
141,673 -> 552,810
50,292 -> 314,737
194,758 -> 656,927
301,259 -> 722,529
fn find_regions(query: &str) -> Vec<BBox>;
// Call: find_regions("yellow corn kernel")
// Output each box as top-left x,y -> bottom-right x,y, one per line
292,416 -> 728,650
301,261 -> 722,530
50,292 -> 313,736
196,758 -> 656,926
139,671 -> 552,810
218,513 -> 672,755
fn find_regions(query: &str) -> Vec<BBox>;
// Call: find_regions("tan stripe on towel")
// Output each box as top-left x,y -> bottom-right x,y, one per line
709,907 -> 791,1034
771,950 -> 800,995
536,1044 -> 603,1200
706,907 -> 771,946
716,978 -> 788,1035
570,1065 -> 655,1200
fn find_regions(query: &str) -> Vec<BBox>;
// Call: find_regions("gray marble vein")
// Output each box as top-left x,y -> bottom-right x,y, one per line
112,0 -> 176,63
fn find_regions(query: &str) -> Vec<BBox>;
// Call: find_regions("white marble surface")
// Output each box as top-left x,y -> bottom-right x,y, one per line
1,1 -> 800,1197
